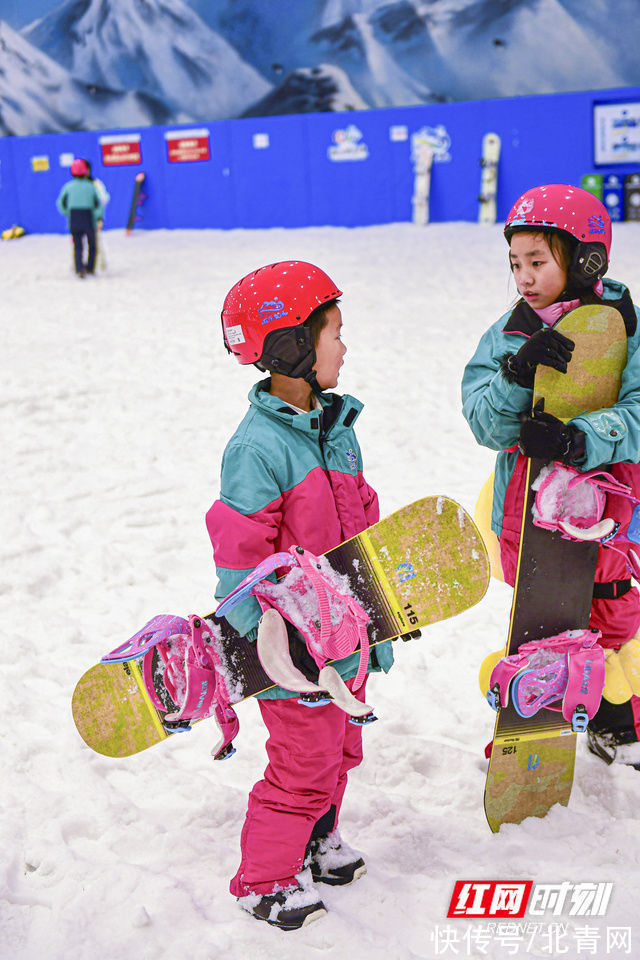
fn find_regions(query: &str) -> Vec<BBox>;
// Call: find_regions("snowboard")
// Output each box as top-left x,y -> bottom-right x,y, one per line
72,497 -> 490,759
478,132 -> 501,225
126,172 -> 147,234
411,133 -> 434,227
625,173 -> 640,222
484,304 -> 627,832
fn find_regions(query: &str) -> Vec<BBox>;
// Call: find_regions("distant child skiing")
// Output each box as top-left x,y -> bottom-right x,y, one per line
56,159 -> 103,278
462,183 -> 640,767
206,261 -> 393,929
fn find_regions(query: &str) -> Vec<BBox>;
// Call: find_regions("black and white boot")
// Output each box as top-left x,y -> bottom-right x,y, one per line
587,728 -> 640,770
306,829 -> 367,886
238,868 -> 327,930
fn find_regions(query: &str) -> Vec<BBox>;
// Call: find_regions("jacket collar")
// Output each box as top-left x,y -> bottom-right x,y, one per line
502,279 -> 637,338
248,379 -> 362,438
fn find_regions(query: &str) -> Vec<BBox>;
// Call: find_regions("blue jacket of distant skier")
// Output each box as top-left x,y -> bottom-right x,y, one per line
461,279 -> 640,541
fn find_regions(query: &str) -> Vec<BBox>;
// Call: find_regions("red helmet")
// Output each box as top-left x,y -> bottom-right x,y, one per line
505,184 -> 611,287
71,158 -> 89,177
221,261 -> 342,375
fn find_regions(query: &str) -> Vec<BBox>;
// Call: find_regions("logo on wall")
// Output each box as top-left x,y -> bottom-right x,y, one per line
328,125 -> 369,162
412,125 -> 451,163
31,156 -> 50,172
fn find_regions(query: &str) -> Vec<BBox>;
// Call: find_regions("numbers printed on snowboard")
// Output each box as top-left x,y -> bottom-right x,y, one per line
502,745 -> 517,755
403,603 -> 419,625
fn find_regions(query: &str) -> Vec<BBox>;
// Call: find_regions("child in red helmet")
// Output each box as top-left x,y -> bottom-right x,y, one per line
56,159 -> 103,278
206,261 -> 393,929
462,184 -> 640,769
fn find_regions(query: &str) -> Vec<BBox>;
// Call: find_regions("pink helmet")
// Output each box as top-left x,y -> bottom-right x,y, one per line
505,184 -> 611,287
221,261 -> 342,378
71,158 -> 89,177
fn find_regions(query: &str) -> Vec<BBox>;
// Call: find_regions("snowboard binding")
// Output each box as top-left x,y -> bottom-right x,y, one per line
486,628 -> 605,732
216,545 -> 377,725
101,613 -> 240,760
532,462 -> 640,578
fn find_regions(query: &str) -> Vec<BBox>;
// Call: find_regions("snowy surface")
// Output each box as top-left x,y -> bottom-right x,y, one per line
3,221 -> 640,959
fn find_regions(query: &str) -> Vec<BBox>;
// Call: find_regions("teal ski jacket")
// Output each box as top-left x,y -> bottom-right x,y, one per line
462,279 -> 640,540
56,178 -> 104,227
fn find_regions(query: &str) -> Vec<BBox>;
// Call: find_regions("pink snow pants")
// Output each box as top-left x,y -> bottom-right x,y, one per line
229,676 -> 367,897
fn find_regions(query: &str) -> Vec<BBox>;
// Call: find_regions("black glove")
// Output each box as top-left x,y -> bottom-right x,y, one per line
518,399 -> 585,464
502,328 -> 575,388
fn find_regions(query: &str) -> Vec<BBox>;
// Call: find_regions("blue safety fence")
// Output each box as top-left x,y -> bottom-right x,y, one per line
1,84 -> 639,235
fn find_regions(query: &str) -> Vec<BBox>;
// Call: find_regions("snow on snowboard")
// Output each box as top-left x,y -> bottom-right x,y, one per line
73,496 -> 490,759
483,304 -> 627,832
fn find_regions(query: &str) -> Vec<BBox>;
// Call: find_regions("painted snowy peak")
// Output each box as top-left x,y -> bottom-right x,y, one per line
0,19 -> 175,136
21,0 -> 272,123
11,0 -> 640,133
202,0 -> 638,102
242,64 -> 368,117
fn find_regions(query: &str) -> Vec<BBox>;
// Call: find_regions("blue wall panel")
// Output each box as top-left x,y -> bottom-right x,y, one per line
1,85 -> 638,235
0,139 -> 20,228
160,125 -> 236,230
229,115 -> 310,229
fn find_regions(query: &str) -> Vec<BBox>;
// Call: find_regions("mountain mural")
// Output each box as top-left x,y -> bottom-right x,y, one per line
0,19 -> 175,135
2,0 -> 639,135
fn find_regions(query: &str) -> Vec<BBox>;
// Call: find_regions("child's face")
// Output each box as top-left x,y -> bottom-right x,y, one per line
313,305 -> 346,390
509,232 -> 568,309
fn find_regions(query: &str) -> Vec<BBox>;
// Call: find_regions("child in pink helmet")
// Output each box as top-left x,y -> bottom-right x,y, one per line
206,261 -> 394,929
56,159 -> 103,278
462,183 -> 640,768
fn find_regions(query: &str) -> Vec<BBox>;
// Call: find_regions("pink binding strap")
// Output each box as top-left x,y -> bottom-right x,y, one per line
102,614 -> 190,664
248,545 -> 372,691
294,548 -> 371,690
562,640 -> 606,728
487,629 -> 605,732
138,615 -> 240,758
161,616 -> 218,722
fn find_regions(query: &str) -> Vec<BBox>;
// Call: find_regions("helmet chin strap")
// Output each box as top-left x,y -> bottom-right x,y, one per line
304,370 -> 322,394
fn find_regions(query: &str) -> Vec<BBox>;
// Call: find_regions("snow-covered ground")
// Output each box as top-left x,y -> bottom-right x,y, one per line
3,221 -> 640,960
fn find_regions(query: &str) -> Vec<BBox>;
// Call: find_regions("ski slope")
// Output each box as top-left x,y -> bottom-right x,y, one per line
3,221 -> 640,959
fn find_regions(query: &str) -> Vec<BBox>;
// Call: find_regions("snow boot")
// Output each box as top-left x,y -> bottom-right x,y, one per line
238,869 -> 327,931
588,693 -> 640,770
587,728 -> 640,770
305,829 -> 367,886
